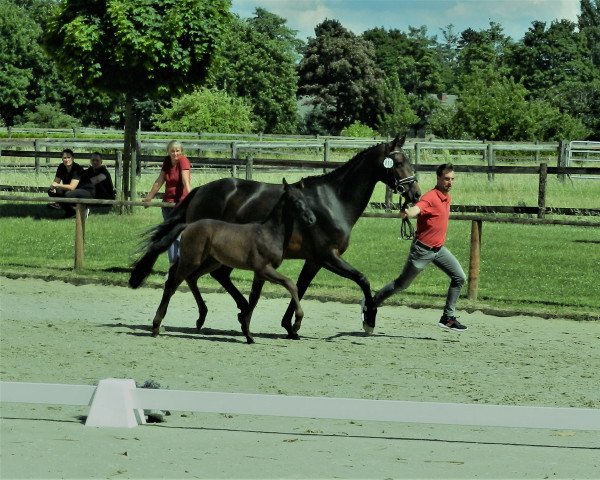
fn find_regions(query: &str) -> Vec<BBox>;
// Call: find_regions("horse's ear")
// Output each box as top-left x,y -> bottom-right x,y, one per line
299,177 -> 305,189
282,178 -> 289,189
391,133 -> 407,150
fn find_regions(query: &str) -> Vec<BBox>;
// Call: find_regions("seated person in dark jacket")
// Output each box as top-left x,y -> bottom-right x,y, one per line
47,148 -> 86,218
85,152 -> 115,201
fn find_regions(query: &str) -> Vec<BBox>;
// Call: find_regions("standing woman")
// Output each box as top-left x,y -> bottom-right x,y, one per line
144,140 -> 191,266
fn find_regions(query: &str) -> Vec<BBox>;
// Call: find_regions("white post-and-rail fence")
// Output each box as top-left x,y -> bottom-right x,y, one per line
1,378 -> 599,430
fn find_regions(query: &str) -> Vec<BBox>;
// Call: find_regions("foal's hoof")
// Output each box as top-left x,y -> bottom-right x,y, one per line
362,321 -> 374,335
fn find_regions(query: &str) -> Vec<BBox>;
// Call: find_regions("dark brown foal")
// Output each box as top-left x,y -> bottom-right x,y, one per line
150,179 -> 316,343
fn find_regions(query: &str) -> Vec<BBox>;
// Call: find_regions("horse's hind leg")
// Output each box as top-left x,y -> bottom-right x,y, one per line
281,261 -> 320,338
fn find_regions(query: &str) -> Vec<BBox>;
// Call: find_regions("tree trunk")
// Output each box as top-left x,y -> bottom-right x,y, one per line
122,94 -> 138,211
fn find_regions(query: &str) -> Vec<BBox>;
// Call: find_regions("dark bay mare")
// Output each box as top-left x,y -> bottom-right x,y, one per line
144,179 -> 316,344
130,134 -> 421,338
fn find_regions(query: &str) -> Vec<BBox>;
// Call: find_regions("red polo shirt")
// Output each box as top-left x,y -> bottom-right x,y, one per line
414,187 -> 450,248
161,155 -> 191,203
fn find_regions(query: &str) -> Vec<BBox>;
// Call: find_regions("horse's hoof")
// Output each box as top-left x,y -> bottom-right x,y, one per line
196,319 -> 204,332
245,336 -> 255,344
286,332 -> 300,340
151,330 -> 159,337
362,321 -> 374,335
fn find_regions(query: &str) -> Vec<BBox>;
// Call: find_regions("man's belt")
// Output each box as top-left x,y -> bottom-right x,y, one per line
414,240 -> 442,252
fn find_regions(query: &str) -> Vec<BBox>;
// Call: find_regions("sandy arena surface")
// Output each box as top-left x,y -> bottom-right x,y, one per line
1,276 -> 599,479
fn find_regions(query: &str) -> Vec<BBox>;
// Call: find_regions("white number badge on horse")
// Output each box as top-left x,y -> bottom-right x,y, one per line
383,157 -> 394,169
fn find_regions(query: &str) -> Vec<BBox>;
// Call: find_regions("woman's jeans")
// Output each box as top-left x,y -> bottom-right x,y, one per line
161,207 -> 179,265
373,241 -> 466,318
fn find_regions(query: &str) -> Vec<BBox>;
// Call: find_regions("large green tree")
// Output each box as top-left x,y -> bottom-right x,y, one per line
0,0 -> 44,126
362,26 -> 443,134
579,0 -> 600,66
298,19 -> 386,135
456,22 -> 513,77
44,0 -> 231,199
509,19 -> 595,95
209,9 -> 300,134
429,68 -> 589,141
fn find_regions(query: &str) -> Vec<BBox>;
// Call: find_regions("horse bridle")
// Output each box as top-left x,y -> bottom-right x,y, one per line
384,149 -> 417,240
384,149 -> 416,195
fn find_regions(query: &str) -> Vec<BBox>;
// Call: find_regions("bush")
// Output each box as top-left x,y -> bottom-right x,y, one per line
340,121 -> 377,138
152,88 -> 254,133
20,103 -> 81,129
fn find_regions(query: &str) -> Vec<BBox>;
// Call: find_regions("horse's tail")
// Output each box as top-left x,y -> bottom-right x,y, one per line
128,191 -> 195,289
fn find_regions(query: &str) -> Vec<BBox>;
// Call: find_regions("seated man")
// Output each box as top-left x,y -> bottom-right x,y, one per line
75,152 -> 116,216
47,148 -> 86,218
86,152 -> 115,201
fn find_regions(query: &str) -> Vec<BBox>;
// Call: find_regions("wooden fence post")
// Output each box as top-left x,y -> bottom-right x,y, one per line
323,139 -> 330,174
467,219 -> 482,301
74,204 -> 86,270
538,162 -> 548,219
486,143 -> 494,181
245,156 -> 253,180
413,143 -> 420,169
34,139 -> 41,174
130,150 -> 137,207
557,140 -> 567,183
232,142 -> 238,177
115,151 -> 123,215
384,187 -> 393,212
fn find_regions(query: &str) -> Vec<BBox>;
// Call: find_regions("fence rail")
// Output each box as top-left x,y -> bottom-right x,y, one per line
2,379 -> 598,430
3,138 -> 598,174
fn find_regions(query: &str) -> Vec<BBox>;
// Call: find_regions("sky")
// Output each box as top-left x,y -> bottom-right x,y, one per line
230,0 -> 581,41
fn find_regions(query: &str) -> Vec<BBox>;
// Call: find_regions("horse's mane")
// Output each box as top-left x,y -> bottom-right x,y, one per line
298,141 -> 386,188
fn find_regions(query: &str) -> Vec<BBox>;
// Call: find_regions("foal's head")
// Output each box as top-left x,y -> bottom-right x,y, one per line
281,178 -> 316,227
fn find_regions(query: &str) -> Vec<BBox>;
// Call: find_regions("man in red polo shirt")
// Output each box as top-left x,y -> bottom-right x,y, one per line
363,163 -> 467,332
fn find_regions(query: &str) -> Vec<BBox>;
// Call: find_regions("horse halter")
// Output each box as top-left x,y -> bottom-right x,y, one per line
383,150 -> 416,195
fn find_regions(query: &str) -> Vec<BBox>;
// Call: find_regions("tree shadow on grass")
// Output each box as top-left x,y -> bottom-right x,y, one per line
0,203 -> 63,219
0,203 -> 114,219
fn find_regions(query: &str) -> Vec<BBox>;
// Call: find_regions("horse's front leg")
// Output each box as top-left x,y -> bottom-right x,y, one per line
281,261 -> 321,339
240,276 -> 265,344
320,254 -> 377,334
210,265 -> 250,321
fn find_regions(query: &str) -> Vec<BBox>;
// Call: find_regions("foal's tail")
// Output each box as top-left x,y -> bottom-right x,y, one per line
129,192 -> 195,289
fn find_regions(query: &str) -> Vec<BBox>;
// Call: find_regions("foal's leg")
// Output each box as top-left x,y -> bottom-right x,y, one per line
260,265 -> 304,338
210,266 -> 251,321
188,259 -> 222,331
151,264 -> 185,336
280,261 -> 321,338
186,276 -> 208,332
239,276 -> 265,344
